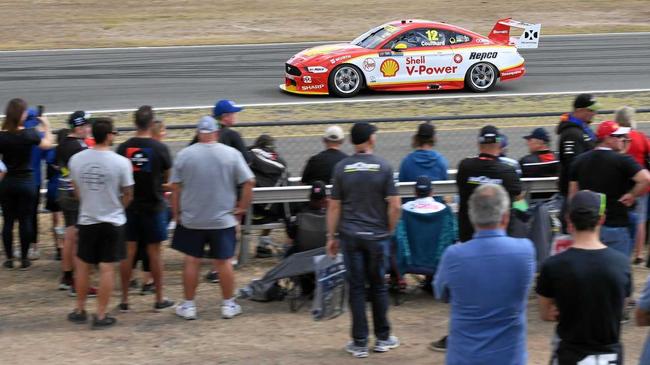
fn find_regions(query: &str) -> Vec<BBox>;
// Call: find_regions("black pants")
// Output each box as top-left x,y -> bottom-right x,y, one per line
0,177 -> 36,260
132,239 -> 150,272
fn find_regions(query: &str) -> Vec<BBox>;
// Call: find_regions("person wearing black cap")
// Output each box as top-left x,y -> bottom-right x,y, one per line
398,122 -> 449,186
519,127 -> 559,200
556,94 -> 599,226
455,125 -> 522,242
56,111 -> 92,291
327,122 -> 401,358
537,190 -> 631,365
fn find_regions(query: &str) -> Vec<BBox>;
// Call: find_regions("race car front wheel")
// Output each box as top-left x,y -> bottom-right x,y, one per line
465,62 -> 497,92
329,64 -> 364,97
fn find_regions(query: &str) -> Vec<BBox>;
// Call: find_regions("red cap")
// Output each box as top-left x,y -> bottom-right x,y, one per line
596,120 -> 630,140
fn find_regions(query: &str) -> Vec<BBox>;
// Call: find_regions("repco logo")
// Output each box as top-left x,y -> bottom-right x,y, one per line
469,52 -> 498,60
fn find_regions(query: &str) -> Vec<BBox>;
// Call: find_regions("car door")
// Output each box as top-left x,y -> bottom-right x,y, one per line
371,28 -> 455,86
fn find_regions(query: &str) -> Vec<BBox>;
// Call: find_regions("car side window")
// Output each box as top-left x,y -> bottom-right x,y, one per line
385,28 -> 447,49
446,32 -> 472,45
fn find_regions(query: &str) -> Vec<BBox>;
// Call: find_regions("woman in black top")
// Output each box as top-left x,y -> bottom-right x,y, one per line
0,98 -> 54,269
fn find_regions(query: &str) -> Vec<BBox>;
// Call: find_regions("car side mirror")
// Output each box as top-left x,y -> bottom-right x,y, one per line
391,43 -> 408,52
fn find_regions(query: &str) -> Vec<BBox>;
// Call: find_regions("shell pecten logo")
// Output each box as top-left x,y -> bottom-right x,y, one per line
380,59 -> 399,77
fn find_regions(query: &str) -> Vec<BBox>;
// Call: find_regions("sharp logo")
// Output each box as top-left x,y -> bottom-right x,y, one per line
469,52 -> 498,60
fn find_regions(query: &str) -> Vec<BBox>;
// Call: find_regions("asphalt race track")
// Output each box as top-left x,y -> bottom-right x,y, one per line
1,33 -> 649,112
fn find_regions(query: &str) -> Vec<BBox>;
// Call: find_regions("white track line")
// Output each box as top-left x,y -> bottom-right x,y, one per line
15,88 -> 650,117
1,32 -> 649,53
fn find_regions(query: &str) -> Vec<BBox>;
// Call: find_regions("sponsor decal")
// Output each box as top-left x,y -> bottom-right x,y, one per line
406,56 -> 426,65
380,59 -> 399,77
453,54 -> 463,64
379,51 -> 402,57
420,41 -> 444,47
303,76 -> 312,83
303,44 -> 347,57
468,176 -> 503,185
406,65 -> 458,76
344,162 -> 381,173
384,25 -> 399,33
475,38 -> 491,44
301,84 -> 325,91
501,70 -> 523,77
363,58 -> 376,72
369,75 -> 376,82
126,148 -> 152,172
469,52 -> 498,60
492,30 -> 508,34
330,55 -> 352,64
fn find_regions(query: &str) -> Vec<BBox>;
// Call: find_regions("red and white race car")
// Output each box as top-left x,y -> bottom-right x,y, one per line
281,18 -> 540,97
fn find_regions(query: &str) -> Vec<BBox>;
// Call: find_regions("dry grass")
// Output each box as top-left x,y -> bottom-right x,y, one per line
1,0 -> 649,50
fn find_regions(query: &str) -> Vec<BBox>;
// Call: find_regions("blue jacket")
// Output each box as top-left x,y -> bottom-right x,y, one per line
398,149 -> 449,183
24,114 -> 47,186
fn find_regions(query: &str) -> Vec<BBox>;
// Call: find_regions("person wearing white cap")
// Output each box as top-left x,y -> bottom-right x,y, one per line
170,116 -> 255,320
301,125 -> 347,185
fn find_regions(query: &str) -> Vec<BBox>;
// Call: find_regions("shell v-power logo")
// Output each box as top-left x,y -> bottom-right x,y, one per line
380,59 -> 399,77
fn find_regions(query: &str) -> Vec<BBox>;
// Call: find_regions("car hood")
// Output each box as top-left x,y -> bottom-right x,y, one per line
288,43 -> 366,65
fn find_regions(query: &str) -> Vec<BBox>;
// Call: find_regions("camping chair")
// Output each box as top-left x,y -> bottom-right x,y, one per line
391,205 -> 457,305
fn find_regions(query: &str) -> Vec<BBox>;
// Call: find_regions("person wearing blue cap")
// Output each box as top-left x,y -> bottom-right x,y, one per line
519,127 -> 558,200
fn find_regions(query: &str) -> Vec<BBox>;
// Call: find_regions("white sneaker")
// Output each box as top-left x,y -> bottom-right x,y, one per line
175,303 -> 197,320
28,248 -> 40,261
221,302 -> 242,319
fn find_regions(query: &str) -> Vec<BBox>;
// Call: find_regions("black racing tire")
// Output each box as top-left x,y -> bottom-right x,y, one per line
328,64 -> 365,97
464,62 -> 498,92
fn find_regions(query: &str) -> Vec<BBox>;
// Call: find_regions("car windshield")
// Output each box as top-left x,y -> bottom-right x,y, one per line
352,24 -> 400,49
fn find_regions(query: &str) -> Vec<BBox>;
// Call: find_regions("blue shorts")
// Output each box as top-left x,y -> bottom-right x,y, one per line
125,210 -> 168,244
171,224 -> 236,259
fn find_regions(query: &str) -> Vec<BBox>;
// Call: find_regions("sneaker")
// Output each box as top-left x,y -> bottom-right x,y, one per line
634,257 -> 644,265
92,314 -> 117,329
140,282 -> 155,295
345,341 -> 369,358
69,286 -> 98,298
221,302 -> 242,319
205,271 -> 220,283
28,247 -> 40,261
154,299 -> 175,312
3,260 -> 13,269
374,335 -> 400,353
429,336 -> 447,352
67,310 -> 88,324
59,276 -> 73,291
20,259 -> 31,270
118,303 -> 130,313
175,303 -> 197,320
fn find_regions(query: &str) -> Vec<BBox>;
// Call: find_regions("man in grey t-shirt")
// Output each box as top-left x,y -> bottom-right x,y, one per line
67,118 -> 134,329
171,116 -> 255,321
327,122 -> 401,358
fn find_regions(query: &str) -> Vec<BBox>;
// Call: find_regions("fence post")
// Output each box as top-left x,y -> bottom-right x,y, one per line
239,206 -> 254,265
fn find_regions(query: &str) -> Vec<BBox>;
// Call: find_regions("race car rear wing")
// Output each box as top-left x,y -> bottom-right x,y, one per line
489,18 -> 541,49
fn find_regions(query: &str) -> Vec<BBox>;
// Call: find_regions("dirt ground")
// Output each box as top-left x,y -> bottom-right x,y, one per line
0,218 -> 649,364
1,0 -> 649,50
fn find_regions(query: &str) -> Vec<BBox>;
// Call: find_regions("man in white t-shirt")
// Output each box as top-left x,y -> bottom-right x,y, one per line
67,118 -> 134,329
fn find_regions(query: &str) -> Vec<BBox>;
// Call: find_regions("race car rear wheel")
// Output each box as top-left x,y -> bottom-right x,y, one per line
465,62 -> 497,92
329,64 -> 364,97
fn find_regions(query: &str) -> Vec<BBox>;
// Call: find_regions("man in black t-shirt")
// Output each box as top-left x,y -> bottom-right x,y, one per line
56,111 -> 90,291
456,125 -> 522,242
116,106 -> 174,312
301,125 -> 347,185
327,122 -> 401,358
569,120 -> 650,257
537,190 -> 631,365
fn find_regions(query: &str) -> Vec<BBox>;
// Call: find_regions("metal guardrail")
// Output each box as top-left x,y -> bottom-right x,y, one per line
238,177 -> 559,264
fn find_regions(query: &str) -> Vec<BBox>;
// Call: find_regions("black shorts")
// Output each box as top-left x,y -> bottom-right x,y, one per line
58,190 -> 79,227
77,223 -> 126,264
171,224 -> 236,259
125,210 -> 168,244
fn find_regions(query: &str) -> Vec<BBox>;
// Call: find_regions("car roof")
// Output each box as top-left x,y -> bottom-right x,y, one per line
382,19 -> 486,38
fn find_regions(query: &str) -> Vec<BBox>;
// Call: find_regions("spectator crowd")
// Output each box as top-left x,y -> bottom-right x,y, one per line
2,93 -> 650,364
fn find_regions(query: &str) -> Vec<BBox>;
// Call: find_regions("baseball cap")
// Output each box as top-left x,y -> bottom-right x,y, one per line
350,122 -> 377,145
197,116 -> 219,133
310,180 -> 327,200
523,127 -> 550,142
323,125 -> 344,142
68,111 -> 90,128
569,190 -> 606,218
416,123 -> 435,138
574,93 -> 602,111
478,125 -> 502,144
415,175 -> 432,196
596,120 -> 630,140
213,100 -> 243,117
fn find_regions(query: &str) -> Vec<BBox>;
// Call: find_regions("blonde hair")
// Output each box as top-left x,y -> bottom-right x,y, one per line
614,106 -> 636,129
